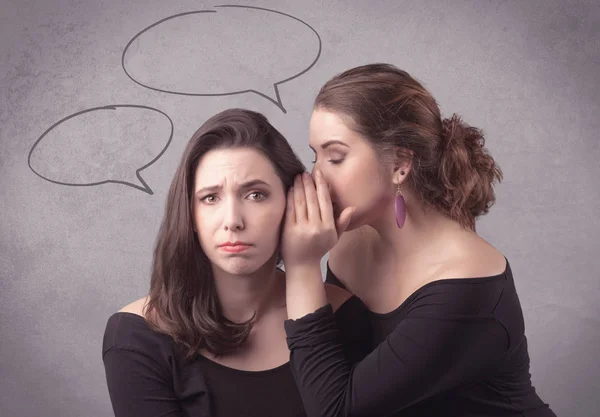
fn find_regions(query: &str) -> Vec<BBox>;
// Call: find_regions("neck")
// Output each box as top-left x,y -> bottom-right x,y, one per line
211,256 -> 285,324
368,191 -> 470,265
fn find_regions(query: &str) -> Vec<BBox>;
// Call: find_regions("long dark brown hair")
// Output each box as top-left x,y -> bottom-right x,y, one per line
314,63 -> 503,230
143,108 -> 305,360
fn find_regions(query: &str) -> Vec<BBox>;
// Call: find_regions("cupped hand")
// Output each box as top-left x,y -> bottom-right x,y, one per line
281,170 -> 355,268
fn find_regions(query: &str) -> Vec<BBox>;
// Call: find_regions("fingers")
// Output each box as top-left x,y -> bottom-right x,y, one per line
335,206 -> 356,236
314,170 -> 334,226
302,172 -> 321,222
293,174 -> 307,222
285,186 -> 296,224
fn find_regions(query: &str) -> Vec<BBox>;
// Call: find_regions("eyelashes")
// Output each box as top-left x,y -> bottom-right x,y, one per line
311,159 -> 344,165
199,191 -> 269,204
247,191 -> 268,201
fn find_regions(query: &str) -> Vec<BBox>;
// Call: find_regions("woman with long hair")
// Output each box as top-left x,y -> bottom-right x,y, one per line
102,108 -> 368,417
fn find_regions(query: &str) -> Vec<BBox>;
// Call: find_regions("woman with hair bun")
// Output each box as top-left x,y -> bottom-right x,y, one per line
281,64 -> 556,417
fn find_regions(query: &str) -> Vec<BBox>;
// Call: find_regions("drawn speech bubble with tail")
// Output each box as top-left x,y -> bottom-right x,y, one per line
28,105 -> 174,195
121,5 -> 322,113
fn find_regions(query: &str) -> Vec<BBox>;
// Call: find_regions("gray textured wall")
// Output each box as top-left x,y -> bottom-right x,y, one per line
1,0 -> 598,416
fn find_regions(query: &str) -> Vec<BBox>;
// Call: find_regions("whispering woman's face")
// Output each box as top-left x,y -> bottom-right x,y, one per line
309,109 -> 396,231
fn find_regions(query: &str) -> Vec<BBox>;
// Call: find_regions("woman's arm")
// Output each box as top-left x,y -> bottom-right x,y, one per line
103,346 -> 183,417
282,171 -> 355,320
285,262 -> 328,320
284,304 -> 508,417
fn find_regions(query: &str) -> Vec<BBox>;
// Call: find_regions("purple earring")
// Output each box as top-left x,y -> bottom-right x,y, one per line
395,171 -> 406,228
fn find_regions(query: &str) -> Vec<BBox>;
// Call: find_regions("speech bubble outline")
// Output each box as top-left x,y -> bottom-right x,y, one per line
27,104 -> 174,195
121,5 -> 322,113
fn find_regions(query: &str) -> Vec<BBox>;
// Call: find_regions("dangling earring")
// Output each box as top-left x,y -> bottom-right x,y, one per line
395,181 -> 406,229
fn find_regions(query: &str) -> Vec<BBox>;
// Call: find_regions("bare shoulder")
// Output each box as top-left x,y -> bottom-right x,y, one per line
329,225 -> 378,282
436,235 -> 507,280
118,296 -> 149,318
324,283 -> 353,312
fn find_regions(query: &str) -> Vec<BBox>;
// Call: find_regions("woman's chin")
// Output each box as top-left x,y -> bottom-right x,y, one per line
213,258 -> 261,276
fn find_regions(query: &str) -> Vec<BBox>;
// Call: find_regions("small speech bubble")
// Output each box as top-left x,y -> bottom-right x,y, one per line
121,5 -> 322,113
28,105 -> 174,195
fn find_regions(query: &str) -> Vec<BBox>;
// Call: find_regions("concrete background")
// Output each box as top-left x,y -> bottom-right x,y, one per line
1,0 -> 598,415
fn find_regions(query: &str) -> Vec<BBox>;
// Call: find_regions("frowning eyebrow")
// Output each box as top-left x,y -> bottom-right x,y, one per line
195,179 -> 271,195
309,140 -> 350,152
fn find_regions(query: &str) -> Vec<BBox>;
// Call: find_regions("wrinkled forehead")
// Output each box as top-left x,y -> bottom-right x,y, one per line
194,147 -> 280,189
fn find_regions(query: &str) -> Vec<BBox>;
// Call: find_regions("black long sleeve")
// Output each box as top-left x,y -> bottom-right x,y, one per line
284,261 -> 556,417
103,346 -> 183,417
285,303 -> 508,417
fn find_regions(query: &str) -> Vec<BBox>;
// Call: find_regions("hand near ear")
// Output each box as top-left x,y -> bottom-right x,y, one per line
281,171 -> 355,268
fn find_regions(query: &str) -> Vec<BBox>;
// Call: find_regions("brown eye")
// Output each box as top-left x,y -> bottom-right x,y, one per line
247,191 -> 268,201
201,195 -> 218,204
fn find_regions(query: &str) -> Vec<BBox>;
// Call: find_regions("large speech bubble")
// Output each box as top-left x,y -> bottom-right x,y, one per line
28,105 -> 174,195
121,5 -> 322,113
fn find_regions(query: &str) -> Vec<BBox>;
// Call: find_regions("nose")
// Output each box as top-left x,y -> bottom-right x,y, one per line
223,198 -> 244,231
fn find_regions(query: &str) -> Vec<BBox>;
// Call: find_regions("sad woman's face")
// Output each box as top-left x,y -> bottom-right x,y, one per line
192,147 -> 286,276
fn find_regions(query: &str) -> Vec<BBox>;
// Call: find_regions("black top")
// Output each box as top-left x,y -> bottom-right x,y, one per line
102,299 -> 369,417
284,258 -> 556,417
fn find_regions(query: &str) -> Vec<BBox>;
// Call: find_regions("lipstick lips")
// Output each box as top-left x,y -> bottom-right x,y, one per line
219,241 -> 252,253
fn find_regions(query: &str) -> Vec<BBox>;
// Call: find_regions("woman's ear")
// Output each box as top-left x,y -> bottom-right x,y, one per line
392,147 -> 413,184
